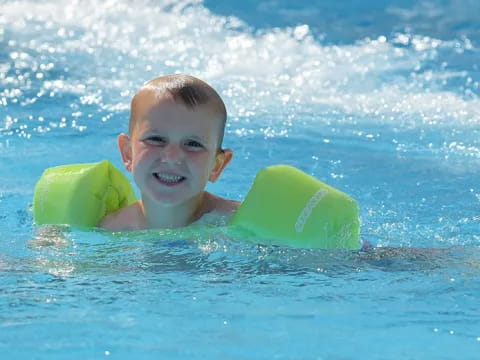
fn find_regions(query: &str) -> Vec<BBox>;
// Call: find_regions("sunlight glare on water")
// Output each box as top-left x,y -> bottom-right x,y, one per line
1,0 -> 479,129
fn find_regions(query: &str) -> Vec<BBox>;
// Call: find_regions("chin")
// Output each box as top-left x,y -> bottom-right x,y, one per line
149,189 -> 201,207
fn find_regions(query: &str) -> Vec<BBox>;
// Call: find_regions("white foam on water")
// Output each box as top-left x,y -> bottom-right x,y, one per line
1,0 -> 479,134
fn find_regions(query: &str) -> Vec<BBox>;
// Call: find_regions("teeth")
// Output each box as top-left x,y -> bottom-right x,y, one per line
154,173 -> 184,183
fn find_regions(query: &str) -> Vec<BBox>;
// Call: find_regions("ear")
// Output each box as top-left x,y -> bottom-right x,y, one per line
209,149 -> 233,182
118,133 -> 133,172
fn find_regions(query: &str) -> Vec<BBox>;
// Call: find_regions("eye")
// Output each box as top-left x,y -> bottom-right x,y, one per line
184,139 -> 204,150
143,136 -> 166,146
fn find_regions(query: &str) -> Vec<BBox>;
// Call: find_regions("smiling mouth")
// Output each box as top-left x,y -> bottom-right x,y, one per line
153,172 -> 186,185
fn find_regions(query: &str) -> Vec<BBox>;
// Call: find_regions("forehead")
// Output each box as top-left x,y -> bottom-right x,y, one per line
131,90 -> 223,136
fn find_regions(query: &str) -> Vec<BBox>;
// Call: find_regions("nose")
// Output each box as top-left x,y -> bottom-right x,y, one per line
161,143 -> 183,164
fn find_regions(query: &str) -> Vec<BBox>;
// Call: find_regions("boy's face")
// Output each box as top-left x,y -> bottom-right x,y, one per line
119,91 -> 231,206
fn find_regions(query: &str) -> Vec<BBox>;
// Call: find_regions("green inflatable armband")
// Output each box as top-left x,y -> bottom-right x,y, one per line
33,160 -> 137,227
33,161 -> 360,249
229,165 -> 361,249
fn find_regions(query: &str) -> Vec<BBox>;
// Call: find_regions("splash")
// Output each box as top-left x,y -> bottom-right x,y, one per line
1,0 -> 478,125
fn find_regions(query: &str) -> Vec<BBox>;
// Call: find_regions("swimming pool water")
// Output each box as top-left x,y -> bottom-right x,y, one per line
1,0 -> 479,358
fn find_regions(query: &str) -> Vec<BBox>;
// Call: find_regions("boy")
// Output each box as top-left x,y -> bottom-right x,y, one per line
99,74 -> 240,231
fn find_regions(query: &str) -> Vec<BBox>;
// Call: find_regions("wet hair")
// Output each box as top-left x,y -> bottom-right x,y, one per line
129,74 -> 227,148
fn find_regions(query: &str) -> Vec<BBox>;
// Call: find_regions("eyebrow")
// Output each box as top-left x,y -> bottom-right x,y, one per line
186,135 -> 207,141
142,132 -> 210,143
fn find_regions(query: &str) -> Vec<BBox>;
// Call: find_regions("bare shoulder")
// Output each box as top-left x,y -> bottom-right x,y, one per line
206,192 -> 241,214
98,201 -> 145,231
193,192 -> 241,226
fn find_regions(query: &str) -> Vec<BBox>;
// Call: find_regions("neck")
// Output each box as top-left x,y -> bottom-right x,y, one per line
140,191 -> 211,229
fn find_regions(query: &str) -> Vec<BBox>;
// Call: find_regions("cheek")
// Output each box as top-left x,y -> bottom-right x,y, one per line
131,145 -> 154,168
189,152 -> 215,173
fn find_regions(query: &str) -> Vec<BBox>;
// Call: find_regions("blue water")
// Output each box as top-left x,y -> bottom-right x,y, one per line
1,0 -> 479,358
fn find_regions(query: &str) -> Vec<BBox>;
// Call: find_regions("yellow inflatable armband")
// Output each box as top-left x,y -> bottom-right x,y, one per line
229,165 -> 361,249
33,160 -> 136,227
